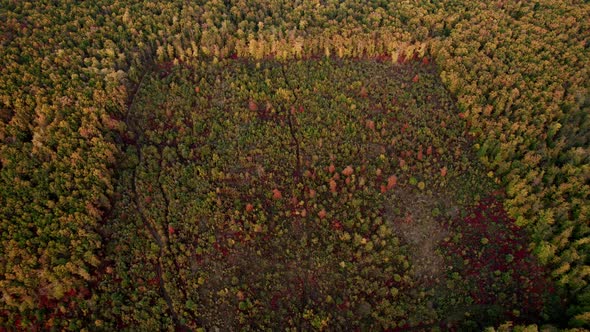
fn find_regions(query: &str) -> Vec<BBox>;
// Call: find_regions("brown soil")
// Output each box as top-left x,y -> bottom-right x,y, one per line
384,188 -> 454,283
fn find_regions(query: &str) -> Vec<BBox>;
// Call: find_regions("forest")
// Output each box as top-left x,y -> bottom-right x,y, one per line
0,0 -> 588,330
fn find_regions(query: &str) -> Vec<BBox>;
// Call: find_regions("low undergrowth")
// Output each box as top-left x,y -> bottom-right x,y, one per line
90,58 -> 553,330
438,195 -> 554,330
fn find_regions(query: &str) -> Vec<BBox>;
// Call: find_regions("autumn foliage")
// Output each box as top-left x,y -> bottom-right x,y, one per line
0,0 -> 587,330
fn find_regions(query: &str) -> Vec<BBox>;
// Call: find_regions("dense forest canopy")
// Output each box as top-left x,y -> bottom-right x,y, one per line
0,0 -> 588,330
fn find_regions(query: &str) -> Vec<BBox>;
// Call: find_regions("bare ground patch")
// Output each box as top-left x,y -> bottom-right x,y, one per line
384,187 -> 456,284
